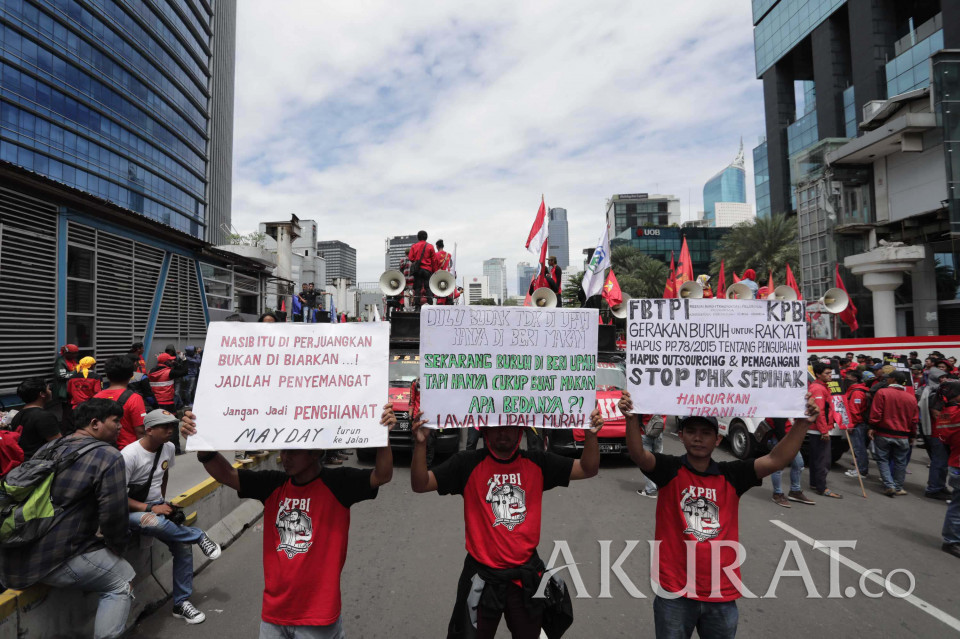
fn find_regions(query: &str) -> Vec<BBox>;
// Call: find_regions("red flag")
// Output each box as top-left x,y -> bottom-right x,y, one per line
526,196 -> 549,287
598,314 -> 603,325
281,298 -> 286,312
767,271 -> 774,291
602,270 -> 623,307
663,252 -> 677,298
785,263 -> 802,299
675,237 -> 694,289
608,317 -> 614,325
835,265 -> 858,332
717,260 -> 727,299
733,271 -> 740,283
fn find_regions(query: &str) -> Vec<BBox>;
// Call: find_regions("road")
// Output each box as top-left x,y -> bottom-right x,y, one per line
132,435 -> 958,638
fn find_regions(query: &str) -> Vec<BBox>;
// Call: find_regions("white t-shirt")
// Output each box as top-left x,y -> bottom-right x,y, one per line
121,440 -> 176,503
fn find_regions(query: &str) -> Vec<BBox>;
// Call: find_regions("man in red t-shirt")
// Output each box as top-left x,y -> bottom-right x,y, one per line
179,405 -> 396,636
94,356 -> 147,450
410,410 -> 603,639
408,230 -> 436,309
620,390 -> 818,637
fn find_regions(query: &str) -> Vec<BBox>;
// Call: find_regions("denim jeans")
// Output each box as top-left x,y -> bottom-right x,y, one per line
653,595 -> 738,639
260,617 -> 345,639
874,437 -> 911,491
925,436 -> 949,494
849,423 -> 870,475
129,511 -> 203,605
640,433 -> 664,493
40,548 -> 136,639
770,436 -> 803,494
943,468 -> 960,545
180,376 -> 198,405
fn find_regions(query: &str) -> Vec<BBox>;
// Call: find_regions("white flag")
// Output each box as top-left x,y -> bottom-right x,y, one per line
581,225 -> 611,298
373,303 -> 382,322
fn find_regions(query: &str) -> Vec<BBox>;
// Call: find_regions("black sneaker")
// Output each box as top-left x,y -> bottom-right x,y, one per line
198,533 -> 221,560
172,601 -> 206,624
943,543 -> 960,559
925,490 -> 952,502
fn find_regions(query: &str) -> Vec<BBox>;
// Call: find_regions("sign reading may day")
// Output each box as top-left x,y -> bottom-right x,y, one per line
187,321 -> 389,450
626,298 -> 807,418
420,307 -> 599,428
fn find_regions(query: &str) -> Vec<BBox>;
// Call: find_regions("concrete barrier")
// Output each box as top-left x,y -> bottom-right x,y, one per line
0,452 -> 279,638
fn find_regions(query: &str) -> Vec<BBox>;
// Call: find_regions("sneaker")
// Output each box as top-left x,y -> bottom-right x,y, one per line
883,487 -> 897,497
943,543 -> 960,559
895,489 -> 908,496
787,490 -> 815,505
925,490 -> 952,501
636,489 -> 658,498
772,493 -> 791,508
198,533 -> 221,560
844,469 -> 865,478
234,452 -> 252,463
172,601 -> 206,624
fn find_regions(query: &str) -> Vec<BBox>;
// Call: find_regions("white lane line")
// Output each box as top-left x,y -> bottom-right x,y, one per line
770,519 -> 960,632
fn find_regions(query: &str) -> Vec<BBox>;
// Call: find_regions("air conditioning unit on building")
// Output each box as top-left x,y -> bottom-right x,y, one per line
862,100 -> 885,123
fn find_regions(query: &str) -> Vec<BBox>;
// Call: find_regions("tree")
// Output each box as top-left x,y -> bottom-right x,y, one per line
562,272 -> 584,306
503,297 -> 520,306
476,298 -> 497,306
611,246 -> 670,299
709,214 -> 799,287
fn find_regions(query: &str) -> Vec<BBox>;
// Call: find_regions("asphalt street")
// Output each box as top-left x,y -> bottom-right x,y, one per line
131,435 -> 958,638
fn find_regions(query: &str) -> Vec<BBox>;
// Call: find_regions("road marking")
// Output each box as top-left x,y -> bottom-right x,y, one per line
770,519 -> 960,632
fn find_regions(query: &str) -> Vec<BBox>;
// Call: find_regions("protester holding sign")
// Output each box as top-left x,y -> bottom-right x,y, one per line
619,389 -> 819,639
179,403 -> 396,638
410,408 -> 603,639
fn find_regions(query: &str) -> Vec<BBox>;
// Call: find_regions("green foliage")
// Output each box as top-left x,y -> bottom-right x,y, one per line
229,231 -> 268,247
562,272 -> 584,306
502,298 -> 520,306
476,298 -> 497,306
709,214 -> 799,286
611,246 -> 670,299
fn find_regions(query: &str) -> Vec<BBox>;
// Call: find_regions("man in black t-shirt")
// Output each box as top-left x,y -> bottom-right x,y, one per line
411,409 -> 604,639
12,377 -> 61,460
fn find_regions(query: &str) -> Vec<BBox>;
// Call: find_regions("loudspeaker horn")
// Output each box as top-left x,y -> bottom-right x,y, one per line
429,270 -> 456,297
678,281 -> 703,299
611,294 -> 631,319
725,282 -> 754,300
379,270 -> 406,296
769,285 -> 798,301
820,287 -> 849,314
531,287 -> 558,308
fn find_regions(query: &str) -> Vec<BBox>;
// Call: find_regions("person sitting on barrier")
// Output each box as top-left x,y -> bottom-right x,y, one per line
123,410 -> 221,625
0,398 -> 133,639
178,404 -> 397,638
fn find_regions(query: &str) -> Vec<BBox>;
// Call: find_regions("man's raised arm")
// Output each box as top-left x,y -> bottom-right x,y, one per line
179,410 -> 240,491
370,403 -> 397,488
568,406 -> 602,480
409,410 -> 438,493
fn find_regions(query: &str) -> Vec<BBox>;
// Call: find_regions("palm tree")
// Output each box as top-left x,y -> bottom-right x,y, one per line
709,214 -> 799,286
562,271 -> 584,306
612,246 -> 670,299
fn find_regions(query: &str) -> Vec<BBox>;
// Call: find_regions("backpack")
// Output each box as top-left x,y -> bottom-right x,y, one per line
0,438 -> 108,548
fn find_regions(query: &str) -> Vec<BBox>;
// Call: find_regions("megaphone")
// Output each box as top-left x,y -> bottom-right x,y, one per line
611,294 -> 631,319
725,282 -> 754,300
429,270 -> 456,297
820,287 -> 849,314
379,270 -> 406,296
531,287 -> 558,308
769,285 -> 798,301
678,281 -> 703,299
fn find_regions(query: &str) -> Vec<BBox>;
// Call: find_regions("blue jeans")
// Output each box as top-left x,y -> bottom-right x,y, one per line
925,436 -> 949,494
771,439 -> 803,494
874,437 -> 910,491
40,548 -> 136,639
653,595 -> 738,639
260,617 -> 345,639
129,511 -> 203,605
640,433 -> 663,493
849,423 -> 870,475
944,468 -> 960,545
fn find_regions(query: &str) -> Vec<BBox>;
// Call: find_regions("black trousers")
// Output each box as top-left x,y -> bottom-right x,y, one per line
476,584 -> 542,639
807,432 -> 832,493
413,268 -> 434,306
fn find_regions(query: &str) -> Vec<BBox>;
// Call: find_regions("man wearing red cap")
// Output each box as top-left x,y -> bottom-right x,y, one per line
739,269 -> 759,299
147,352 -> 188,453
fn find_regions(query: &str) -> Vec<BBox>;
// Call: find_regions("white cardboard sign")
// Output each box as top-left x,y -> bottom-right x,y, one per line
626,298 -> 807,418
187,321 -> 389,450
419,307 -> 599,429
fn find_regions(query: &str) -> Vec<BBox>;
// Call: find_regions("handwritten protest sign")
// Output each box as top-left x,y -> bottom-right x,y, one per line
187,321 -> 389,450
420,307 -> 599,429
626,298 -> 807,418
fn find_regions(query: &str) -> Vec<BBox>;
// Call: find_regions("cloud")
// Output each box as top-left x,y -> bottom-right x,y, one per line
231,0 -> 765,295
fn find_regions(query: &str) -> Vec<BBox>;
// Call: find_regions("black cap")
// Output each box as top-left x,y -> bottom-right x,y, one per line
678,415 -> 719,432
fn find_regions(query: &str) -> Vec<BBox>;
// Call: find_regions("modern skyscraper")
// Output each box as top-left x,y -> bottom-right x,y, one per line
482,258 -> 507,303
702,141 -> 747,226
385,234 -> 418,271
516,261 -> 538,295
606,194 -> 682,236
207,0 -> 237,246
317,240 -> 357,285
547,207 -> 570,268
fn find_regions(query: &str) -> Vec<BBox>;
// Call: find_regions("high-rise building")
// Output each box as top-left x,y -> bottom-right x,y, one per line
317,240 -> 357,285
547,207 -> 570,268
702,141 -> 747,226
516,261 -> 538,295
751,0 -> 960,337
466,276 -> 490,305
714,202 -> 755,228
606,194 -> 682,236
482,258 -> 507,304
385,234 -> 418,271
612,227 -> 731,280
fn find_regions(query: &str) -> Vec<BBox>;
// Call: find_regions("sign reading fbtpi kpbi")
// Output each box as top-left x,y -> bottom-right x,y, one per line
626,298 -> 807,419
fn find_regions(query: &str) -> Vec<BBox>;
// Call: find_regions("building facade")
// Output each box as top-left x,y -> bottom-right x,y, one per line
516,261 -> 537,295
611,226 -> 732,280
482,257 -> 507,304
702,141 -> 747,225
547,207 -> 570,268
317,240 -> 357,286
606,193 -> 682,236
385,234 -> 417,271
752,0 -> 960,336
466,276 -> 490,305
714,202 -> 755,227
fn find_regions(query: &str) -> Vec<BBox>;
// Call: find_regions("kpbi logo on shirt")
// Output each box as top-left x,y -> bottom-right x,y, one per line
680,486 -> 720,543
276,497 -> 313,559
485,474 -> 526,531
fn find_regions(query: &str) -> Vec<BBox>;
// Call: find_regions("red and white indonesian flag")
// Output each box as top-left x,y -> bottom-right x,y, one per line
526,196 -> 548,257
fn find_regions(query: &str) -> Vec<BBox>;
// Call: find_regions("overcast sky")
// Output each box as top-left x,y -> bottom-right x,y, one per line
230,1 -> 765,296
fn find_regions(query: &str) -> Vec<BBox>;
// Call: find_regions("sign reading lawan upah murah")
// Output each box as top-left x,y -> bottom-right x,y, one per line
626,298 -> 807,419
419,307 -> 599,429
187,322 -> 389,450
